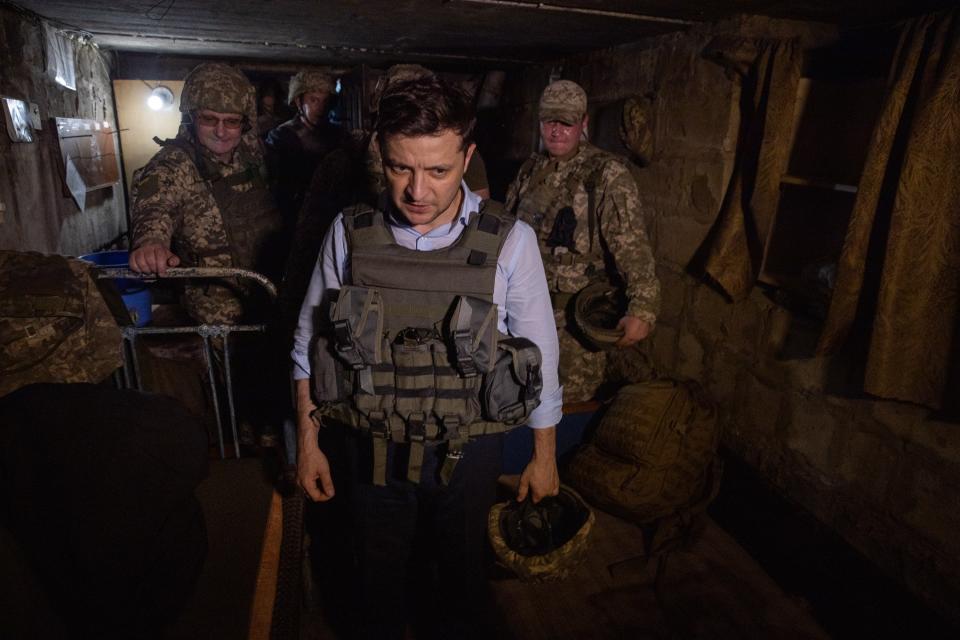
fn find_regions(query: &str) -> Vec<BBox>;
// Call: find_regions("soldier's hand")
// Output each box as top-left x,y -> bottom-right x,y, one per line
615,315 -> 652,347
129,243 -> 180,274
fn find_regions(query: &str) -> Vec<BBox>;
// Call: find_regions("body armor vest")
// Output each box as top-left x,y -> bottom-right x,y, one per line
512,156 -> 606,273
156,136 -> 283,280
313,200 -> 544,485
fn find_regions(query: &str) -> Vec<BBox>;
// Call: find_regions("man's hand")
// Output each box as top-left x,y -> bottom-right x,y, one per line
294,378 -> 335,501
518,426 -> 560,503
297,412 -> 335,502
129,243 -> 180,274
615,315 -> 652,348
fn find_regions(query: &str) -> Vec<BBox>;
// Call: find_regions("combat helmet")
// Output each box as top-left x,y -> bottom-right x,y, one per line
488,485 -> 595,582
180,63 -> 256,119
288,69 -> 335,106
573,281 -> 627,350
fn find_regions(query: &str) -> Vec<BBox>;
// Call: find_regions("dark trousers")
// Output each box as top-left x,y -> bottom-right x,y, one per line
337,431 -> 503,640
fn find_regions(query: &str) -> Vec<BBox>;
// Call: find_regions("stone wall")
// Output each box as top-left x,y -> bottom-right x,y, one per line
497,16 -> 960,625
0,4 -> 125,255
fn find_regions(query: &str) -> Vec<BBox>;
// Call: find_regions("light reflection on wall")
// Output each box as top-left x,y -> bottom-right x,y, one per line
113,79 -> 185,195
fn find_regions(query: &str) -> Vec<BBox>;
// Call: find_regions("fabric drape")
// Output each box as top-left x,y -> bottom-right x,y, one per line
694,37 -> 802,301
817,9 -> 960,409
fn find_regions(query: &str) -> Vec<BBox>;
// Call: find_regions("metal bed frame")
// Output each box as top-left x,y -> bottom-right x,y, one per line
96,266 -> 278,459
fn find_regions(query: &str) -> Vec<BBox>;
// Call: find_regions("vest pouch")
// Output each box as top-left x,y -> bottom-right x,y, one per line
392,330 -> 440,431
352,359 -> 395,420
330,285 -> 384,369
446,295 -> 500,377
481,337 -> 543,425
432,339 -> 481,429
311,333 -> 349,402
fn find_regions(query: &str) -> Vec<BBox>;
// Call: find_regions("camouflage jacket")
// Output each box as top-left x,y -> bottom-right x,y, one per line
131,128 -> 281,324
505,142 -> 660,325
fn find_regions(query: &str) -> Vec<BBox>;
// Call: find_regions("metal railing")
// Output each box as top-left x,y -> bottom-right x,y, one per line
96,267 -> 278,459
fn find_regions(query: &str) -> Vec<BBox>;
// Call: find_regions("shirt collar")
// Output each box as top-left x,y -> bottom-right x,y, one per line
386,181 -> 481,237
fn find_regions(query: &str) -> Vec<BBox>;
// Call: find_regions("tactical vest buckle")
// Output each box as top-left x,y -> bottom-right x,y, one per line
453,328 -> 478,377
332,318 -> 365,370
368,411 -> 390,439
407,412 -> 427,442
441,414 -> 462,441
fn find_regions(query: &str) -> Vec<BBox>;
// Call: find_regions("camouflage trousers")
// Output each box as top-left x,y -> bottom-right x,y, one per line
556,308 -> 606,404
556,308 -> 657,404
183,281 -> 246,325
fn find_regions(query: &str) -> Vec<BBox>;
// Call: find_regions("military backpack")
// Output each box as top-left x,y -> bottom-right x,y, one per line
566,379 -> 720,526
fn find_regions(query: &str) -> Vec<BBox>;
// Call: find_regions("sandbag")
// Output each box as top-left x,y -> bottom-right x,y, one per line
0,251 -> 122,398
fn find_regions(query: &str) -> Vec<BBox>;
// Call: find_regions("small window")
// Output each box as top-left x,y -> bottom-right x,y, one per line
758,73 -> 887,318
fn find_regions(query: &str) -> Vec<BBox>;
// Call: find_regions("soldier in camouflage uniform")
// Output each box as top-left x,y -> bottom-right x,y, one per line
129,62 -> 283,325
505,79 -> 660,405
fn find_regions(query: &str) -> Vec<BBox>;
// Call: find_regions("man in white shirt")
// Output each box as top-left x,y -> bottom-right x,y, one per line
290,75 -> 561,639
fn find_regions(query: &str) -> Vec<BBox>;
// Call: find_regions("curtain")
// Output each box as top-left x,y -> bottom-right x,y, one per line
693,37 -> 802,301
817,9 -> 960,409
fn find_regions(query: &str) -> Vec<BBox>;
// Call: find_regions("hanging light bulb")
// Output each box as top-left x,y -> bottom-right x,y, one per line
147,85 -> 174,111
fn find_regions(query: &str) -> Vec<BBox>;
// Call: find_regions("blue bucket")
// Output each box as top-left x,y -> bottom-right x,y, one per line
79,250 -> 152,327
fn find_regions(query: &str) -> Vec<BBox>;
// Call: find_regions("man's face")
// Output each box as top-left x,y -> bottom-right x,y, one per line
540,114 -> 587,161
382,129 -> 475,233
194,109 -> 244,161
298,90 -> 330,126
260,95 -> 275,115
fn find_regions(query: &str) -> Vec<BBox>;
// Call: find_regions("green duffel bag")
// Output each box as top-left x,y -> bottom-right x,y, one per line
566,379 -> 720,523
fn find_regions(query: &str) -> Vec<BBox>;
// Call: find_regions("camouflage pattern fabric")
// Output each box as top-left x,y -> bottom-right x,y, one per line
538,80 -> 588,124
131,127 -> 280,324
620,95 -> 654,164
506,142 -> 660,402
287,69 -> 335,105
180,63 -> 256,118
487,485 -> 595,582
0,252 -> 122,398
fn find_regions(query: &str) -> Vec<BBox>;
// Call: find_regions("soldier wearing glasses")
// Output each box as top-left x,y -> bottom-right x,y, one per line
130,63 -> 283,325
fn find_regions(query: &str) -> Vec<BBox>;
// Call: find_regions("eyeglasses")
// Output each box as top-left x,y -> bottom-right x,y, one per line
195,113 -> 245,129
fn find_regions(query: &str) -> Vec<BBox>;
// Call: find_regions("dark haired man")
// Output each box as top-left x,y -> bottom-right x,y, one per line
291,76 -> 561,638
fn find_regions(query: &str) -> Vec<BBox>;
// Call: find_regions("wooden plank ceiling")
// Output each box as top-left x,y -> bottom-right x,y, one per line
9,0 -> 954,66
